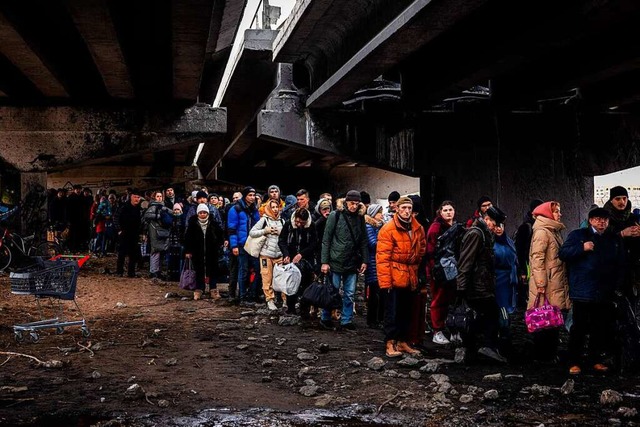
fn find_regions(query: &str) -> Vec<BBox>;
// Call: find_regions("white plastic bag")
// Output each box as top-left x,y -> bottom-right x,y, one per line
272,263 -> 302,296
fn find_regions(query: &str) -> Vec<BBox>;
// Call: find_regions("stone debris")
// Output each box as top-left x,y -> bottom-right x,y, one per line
297,353 -> 315,361
483,389 -> 499,400
299,385 -> 320,397
278,316 -> 300,326
157,399 -> 170,408
617,407 -> 637,418
560,379 -> 574,395
124,384 -> 145,400
459,394 -> 473,403
262,359 -> 276,367
600,389 -> 623,406
409,371 -> 421,380
349,360 -> 361,367
366,357 -> 386,371
420,362 -> 439,373
236,344 -> 249,350
483,373 -> 502,382
115,302 -> 127,308
397,357 -> 420,367
164,358 -> 177,366
91,370 -> 101,379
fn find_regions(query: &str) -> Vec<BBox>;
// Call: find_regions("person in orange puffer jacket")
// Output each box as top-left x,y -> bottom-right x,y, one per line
376,196 -> 427,358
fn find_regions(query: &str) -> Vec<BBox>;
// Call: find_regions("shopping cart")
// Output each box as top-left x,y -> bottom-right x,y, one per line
11,254 -> 91,342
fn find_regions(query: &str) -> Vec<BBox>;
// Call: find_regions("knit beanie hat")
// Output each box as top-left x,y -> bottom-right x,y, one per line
345,190 -> 361,202
532,201 -> 554,220
367,203 -> 383,217
268,185 -> 280,194
388,191 -> 401,202
588,207 -> 610,219
360,191 -> 371,205
396,196 -> 413,207
242,186 -> 256,198
196,203 -> 209,214
477,195 -> 492,209
173,203 -> 183,212
610,186 -> 629,200
408,195 -> 423,214
196,190 -> 208,200
485,206 -> 506,224
191,190 -> 198,199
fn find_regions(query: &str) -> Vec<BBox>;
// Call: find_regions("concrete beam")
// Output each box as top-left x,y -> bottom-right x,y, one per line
172,0 -> 215,100
274,0 -> 488,109
0,12 -> 67,97
0,104 -> 226,171
65,0 -> 134,99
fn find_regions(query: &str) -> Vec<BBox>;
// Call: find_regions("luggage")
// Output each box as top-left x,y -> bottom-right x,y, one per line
301,274 -> 342,310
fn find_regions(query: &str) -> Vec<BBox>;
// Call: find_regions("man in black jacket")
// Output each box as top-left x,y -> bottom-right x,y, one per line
115,189 -> 143,277
457,206 -> 507,363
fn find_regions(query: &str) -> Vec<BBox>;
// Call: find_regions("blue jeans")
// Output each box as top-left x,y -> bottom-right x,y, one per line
237,247 -> 260,300
321,271 -> 357,325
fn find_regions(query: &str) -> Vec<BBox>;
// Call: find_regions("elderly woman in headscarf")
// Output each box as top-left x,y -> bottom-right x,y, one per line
528,200 -> 571,362
184,203 -> 223,300
364,203 -> 385,328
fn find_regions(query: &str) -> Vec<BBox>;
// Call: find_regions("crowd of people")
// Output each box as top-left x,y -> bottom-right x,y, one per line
45,183 -> 640,373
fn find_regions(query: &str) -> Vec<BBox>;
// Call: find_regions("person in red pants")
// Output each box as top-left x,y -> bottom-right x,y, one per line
426,200 -> 460,345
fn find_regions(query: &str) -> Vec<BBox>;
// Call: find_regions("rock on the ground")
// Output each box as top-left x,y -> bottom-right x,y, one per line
430,374 -> 450,385
397,357 -> 420,367
561,379 -> 574,395
459,394 -> 473,403
409,370 -> 421,379
366,357 -> 386,371
297,353 -> 315,361
124,384 -> 145,400
158,399 -> 170,407
600,389 -> 623,406
420,362 -> 439,373
278,315 -> 300,326
299,385 -> 320,397
484,389 -> 499,400
483,373 -> 502,381
617,407 -> 638,418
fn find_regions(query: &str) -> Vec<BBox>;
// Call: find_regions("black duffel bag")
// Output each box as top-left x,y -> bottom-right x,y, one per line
301,274 -> 342,310
445,298 -> 477,334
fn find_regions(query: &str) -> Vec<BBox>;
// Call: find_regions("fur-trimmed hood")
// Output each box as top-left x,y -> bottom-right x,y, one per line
291,208 -> 313,229
335,198 -> 366,216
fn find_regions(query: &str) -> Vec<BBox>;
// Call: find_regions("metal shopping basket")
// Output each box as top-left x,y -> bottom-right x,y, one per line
11,255 -> 91,342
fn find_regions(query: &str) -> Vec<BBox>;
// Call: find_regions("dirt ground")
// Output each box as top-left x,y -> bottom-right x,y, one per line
0,255 -> 638,426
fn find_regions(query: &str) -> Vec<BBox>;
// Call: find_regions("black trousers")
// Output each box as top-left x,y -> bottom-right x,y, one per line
116,234 -> 140,277
384,287 -> 412,342
228,253 -> 239,299
568,300 -> 613,365
365,281 -> 385,326
464,297 -> 500,351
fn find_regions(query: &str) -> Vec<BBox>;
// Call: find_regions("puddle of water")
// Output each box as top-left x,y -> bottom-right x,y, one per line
22,405 -> 418,426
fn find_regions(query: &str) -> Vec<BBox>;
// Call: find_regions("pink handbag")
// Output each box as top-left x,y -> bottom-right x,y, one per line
525,293 -> 564,333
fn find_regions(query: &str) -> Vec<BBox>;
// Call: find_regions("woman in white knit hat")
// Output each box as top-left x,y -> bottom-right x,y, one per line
184,203 -> 223,300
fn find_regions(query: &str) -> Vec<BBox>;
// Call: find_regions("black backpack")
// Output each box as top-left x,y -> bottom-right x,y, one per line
432,223 -> 481,283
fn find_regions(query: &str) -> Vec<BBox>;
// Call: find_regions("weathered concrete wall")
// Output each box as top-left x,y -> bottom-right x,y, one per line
329,166 -> 419,201
415,110 -> 640,231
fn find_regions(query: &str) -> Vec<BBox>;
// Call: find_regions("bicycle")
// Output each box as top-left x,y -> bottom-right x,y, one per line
0,226 -> 63,272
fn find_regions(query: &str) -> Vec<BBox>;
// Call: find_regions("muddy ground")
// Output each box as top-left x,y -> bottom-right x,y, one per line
0,255 -> 638,426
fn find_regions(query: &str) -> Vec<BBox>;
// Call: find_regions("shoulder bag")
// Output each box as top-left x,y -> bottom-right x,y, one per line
179,258 -> 197,290
244,220 -> 268,258
525,293 -> 564,333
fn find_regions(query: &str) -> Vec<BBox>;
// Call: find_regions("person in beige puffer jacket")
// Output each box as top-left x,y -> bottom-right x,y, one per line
528,200 -> 571,362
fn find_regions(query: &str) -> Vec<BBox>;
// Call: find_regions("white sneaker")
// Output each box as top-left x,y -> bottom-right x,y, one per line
267,300 -> 278,311
432,331 -> 451,345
